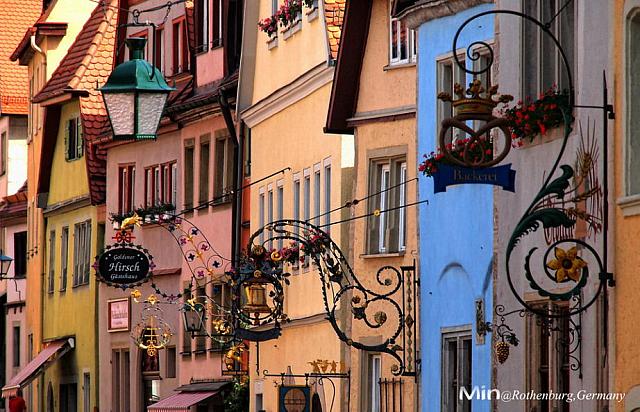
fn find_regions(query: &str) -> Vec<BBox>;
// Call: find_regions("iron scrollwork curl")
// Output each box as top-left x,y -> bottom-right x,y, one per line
451,9 -> 609,318
232,220 -> 412,375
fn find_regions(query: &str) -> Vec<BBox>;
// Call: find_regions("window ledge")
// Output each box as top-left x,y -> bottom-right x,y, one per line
267,36 -> 278,50
515,124 -> 565,149
193,349 -> 207,356
618,194 -> 640,217
359,251 -> 406,259
282,20 -> 302,40
211,199 -> 232,208
180,351 -> 192,357
383,61 -> 416,71
306,7 -> 318,22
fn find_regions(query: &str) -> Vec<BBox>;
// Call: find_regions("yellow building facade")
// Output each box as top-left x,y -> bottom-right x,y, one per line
40,101 -> 101,410
326,1 -> 420,410
239,1 -> 352,411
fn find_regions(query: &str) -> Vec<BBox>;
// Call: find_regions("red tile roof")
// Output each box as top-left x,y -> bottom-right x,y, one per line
0,0 -> 42,115
324,0 -> 346,60
35,0 -> 119,205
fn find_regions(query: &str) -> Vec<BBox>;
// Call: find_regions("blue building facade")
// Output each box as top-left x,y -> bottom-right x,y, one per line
415,4 -> 495,411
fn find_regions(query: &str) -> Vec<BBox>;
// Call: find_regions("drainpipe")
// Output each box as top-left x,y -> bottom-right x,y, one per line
218,88 -> 242,267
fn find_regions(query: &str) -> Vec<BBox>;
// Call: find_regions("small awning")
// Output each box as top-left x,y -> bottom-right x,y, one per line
1,338 -> 74,398
147,391 -> 216,411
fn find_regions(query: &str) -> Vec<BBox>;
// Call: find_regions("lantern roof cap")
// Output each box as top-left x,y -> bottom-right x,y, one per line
100,38 -> 175,94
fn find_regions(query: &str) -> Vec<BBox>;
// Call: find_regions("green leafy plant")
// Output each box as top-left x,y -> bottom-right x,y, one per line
224,377 -> 250,412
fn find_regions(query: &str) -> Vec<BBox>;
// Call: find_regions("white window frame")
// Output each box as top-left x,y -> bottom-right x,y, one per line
522,0 -> 576,98
437,53 -> 467,145
378,164 -> 390,253
276,180 -> 284,249
259,187 -> 265,245
323,158 -> 332,233
389,10 -> 417,65
441,328 -> 473,412
398,162 -> 407,251
267,183 -> 274,249
367,354 -> 381,412
313,163 -> 321,227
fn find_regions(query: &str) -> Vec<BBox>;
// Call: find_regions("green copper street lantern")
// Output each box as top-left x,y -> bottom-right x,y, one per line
100,37 -> 175,140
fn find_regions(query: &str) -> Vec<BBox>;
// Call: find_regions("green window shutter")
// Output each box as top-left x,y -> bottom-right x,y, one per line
77,117 -> 84,158
64,120 -> 70,161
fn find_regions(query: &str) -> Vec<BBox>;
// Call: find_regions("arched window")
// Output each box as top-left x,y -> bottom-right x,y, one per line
627,9 -> 640,195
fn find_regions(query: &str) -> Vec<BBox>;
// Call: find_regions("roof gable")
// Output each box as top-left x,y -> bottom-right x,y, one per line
36,0 -> 119,205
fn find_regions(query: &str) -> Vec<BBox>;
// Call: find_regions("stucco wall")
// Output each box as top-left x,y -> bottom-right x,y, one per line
416,4 -> 494,412
494,1 -> 613,411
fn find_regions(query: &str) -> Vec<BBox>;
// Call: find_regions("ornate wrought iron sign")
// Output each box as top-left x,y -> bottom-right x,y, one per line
444,7 -> 614,364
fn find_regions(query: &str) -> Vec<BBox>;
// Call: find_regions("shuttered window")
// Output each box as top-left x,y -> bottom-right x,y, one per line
73,221 -> 92,286
65,117 -> 83,161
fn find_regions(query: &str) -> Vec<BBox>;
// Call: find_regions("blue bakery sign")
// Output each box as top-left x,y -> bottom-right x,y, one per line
432,164 -> 516,193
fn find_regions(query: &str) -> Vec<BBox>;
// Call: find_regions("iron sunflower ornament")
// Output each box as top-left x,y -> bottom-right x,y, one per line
546,246 -> 587,283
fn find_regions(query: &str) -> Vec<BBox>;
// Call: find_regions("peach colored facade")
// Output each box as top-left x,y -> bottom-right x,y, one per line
347,0 -> 420,409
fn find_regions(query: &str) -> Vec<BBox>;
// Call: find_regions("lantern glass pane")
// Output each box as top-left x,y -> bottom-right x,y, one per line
137,93 -> 168,137
103,93 -> 135,136
0,256 -> 11,277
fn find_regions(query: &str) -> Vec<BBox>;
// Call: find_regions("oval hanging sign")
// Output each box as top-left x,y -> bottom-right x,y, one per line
94,243 -> 154,289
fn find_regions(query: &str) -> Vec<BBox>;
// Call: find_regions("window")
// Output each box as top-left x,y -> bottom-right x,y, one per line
73,221 -> 92,286
437,56 -> 466,144
313,166 -> 321,226
59,383 -> 77,412
195,286 -> 207,353
154,166 -> 161,206
0,132 -> 6,175
112,350 -> 120,412
389,12 -> 416,64
442,330 -> 472,412
83,373 -> 90,412
60,227 -> 68,291
267,184 -> 273,233
398,162 -> 407,251
184,142 -> 195,209
210,283 -> 232,351
324,163 -> 331,232
13,231 -> 27,278
196,0 -> 209,53
65,116 -> 83,161
118,165 -> 135,214
523,0 -> 575,98
277,181 -> 284,249
199,138 -> 210,205
366,354 -> 381,412
172,18 -> 189,75
214,135 -> 235,202
527,303 -> 571,412
259,189 -> 265,244
628,11 -> 640,196
212,0 -> 223,48
48,230 -> 55,294
367,157 -> 407,254
171,162 -> 178,207
12,326 -> 20,367
182,288 -> 192,353
293,174 -> 301,232
303,171 -> 311,223
154,27 -> 164,73
166,347 -> 177,378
